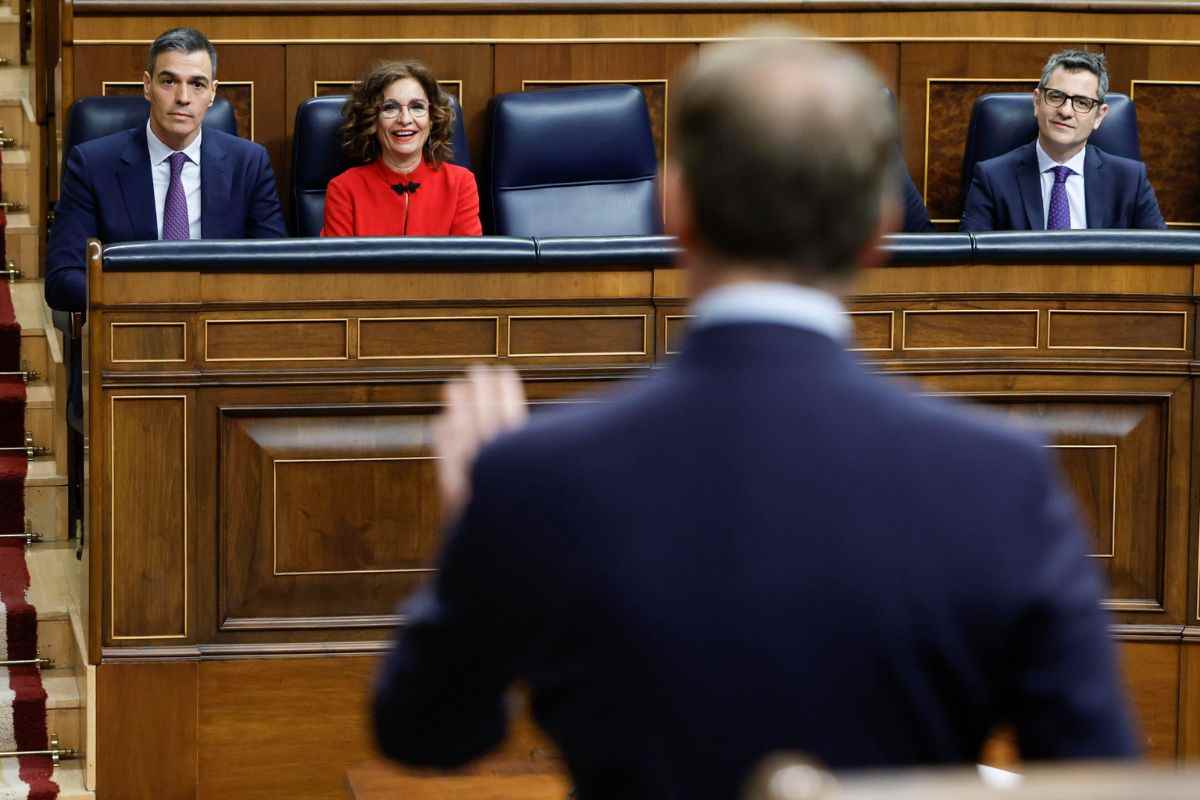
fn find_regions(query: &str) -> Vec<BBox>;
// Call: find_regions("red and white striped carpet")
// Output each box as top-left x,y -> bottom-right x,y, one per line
0,275 -> 57,799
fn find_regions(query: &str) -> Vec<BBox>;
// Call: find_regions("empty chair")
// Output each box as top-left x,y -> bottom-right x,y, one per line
487,84 -> 661,237
960,91 -> 1142,207
291,93 -> 470,237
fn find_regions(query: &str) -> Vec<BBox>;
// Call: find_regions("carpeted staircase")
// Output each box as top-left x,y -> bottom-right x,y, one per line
0,262 -> 58,798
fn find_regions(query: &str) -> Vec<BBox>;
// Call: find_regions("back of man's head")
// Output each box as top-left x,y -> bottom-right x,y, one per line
670,30 -> 900,280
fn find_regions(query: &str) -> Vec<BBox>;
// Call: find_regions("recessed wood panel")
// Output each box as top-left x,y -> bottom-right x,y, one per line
110,395 -> 187,639
220,408 -> 443,629
902,309 -> 1038,350
273,457 -> 439,575
358,316 -> 498,359
1049,444 -> 1116,557
205,319 -> 348,361
509,314 -> 646,357
849,311 -> 893,352
664,314 -> 692,355
1120,642 -> 1179,760
110,322 -> 187,363
1048,310 -> 1188,351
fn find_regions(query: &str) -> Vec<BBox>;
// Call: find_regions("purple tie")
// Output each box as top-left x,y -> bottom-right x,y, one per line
162,151 -> 190,240
1046,165 -> 1073,230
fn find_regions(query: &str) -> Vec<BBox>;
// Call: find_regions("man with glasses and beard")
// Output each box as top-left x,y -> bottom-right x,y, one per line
960,49 -> 1165,232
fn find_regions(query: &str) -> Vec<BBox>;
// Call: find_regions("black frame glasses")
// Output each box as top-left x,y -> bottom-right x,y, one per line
1039,88 -> 1102,114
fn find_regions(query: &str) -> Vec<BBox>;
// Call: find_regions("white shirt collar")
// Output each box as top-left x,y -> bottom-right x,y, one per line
689,281 -> 850,342
146,120 -> 202,166
1035,138 -> 1086,176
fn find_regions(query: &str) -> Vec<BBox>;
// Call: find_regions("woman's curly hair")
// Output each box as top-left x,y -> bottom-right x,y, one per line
340,60 -> 455,167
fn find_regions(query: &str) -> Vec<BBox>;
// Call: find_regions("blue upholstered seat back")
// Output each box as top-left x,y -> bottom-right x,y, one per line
65,94 -> 239,154
487,84 -> 661,237
960,92 -> 1142,205
291,93 -> 470,237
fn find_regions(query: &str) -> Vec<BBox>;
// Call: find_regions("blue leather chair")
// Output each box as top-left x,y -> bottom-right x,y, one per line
290,93 -> 470,237
487,84 -> 661,237
56,95 -> 238,549
960,92 -> 1142,209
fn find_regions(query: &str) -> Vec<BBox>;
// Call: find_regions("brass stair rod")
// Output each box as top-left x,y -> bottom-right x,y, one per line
0,434 -> 49,458
0,369 -> 38,382
0,260 -> 21,281
0,657 -> 53,668
0,201 -> 27,211
0,735 -> 78,764
0,519 -> 42,544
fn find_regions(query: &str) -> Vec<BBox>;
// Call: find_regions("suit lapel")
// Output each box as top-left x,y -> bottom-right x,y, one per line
1016,143 -> 1044,231
115,127 -> 158,241
200,131 -> 230,239
1084,144 -> 1105,229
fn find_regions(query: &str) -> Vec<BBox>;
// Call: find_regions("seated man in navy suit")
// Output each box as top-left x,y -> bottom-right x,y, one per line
372,31 -> 1137,800
45,27 -> 286,311
960,49 -> 1165,232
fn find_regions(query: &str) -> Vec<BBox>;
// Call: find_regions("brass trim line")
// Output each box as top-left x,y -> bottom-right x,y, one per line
663,314 -> 693,355
75,37 -> 1200,47
109,321 -> 188,364
923,77 -> 1038,209
1046,308 -> 1189,351
900,308 -> 1041,351
1046,443 -> 1118,559
314,78 -> 462,98
110,394 -> 189,641
507,313 -> 650,358
847,310 -> 895,352
356,315 -> 500,360
272,457 -> 439,576
204,318 -> 350,362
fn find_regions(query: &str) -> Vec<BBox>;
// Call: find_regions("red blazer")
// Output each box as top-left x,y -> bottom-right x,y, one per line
321,158 -> 482,237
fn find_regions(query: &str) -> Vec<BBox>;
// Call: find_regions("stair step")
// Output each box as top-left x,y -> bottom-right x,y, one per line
6,214 -> 42,280
24,459 -> 66,488
9,281 -> 46,335
0,759 -> 91,800
24,483 -> 66,543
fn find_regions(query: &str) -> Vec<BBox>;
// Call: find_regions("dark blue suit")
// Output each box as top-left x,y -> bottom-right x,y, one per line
901,166 -> 934,232
46,125 -> 286,311
373,323 -> 1137,799
959,142 -> 1165,232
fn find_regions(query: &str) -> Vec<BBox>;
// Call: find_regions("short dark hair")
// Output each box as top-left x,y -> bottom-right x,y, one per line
340,60 -> 455,167
146,27 -> 218,79
670,30 -> 900,279
1039,49 -> 1109,101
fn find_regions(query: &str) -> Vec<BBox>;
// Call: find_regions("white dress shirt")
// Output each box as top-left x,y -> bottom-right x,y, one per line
1036,139 -> 1087,230
146,121 -> 203,240
689,281 -> 851,343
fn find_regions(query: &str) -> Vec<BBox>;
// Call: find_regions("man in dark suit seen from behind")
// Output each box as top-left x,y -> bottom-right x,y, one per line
45,27 -> 286,311
960,49 -> 1164,232
373,31 -> 1138,800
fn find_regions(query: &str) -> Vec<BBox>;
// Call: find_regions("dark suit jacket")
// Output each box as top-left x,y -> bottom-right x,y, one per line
46,125 -> 287,311
959,142 -> 1165,232
901,166 -> 934,232
373,323 -> 1137,799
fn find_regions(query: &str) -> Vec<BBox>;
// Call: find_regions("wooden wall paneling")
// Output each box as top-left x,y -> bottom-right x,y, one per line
493,43 -> 698,170
97,661 -> 198,800
897,41 -> 1104,225
1120,642 -> 1181,759
283,43 -> 493,186
108,392 -> 193,644
1180,641 -> 1200,759
1106,45 -> 1200,228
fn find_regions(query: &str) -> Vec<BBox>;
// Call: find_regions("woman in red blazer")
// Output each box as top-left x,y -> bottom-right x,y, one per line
322,61 -> 481,237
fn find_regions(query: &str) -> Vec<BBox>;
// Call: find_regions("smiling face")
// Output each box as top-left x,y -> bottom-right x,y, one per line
143,48 -> 216,151
1033,66 -> 1108,162
375,77 -> 431,173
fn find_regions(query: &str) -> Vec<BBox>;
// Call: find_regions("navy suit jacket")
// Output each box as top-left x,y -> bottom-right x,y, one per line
46,125 -> 287,311
960,142 -> 1165,232
373,323 -> 1137,799
901,166 -> 934,232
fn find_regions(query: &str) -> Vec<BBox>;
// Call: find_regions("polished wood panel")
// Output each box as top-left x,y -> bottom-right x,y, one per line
902,309 -> 1039,350
1121,642 -> 1180,760
1053,444 -> 1117,557
97,661 -> 197,800
219,408 -> 442,629
358,316 -> 498,360
205,318 -> 349,361
1180,641 -> 1200,758
1048,310 -> 1188,351
848,310 -> 894,352
347,763 -> 570,800
663,313 -> 691,356
109,394 -> 188,640
109,321 -> 187,363
509,313 -> 647,357
283,43 -> 493,173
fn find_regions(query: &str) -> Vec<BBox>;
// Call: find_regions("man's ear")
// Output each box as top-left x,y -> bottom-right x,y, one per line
143,71 -> 152,101
1093,102 -> 1109,131
210,79 -> 218,107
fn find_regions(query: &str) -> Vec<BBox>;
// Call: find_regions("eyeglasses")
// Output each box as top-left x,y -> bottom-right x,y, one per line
379,100 -> 429,120
1040,88 -> 1102,114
